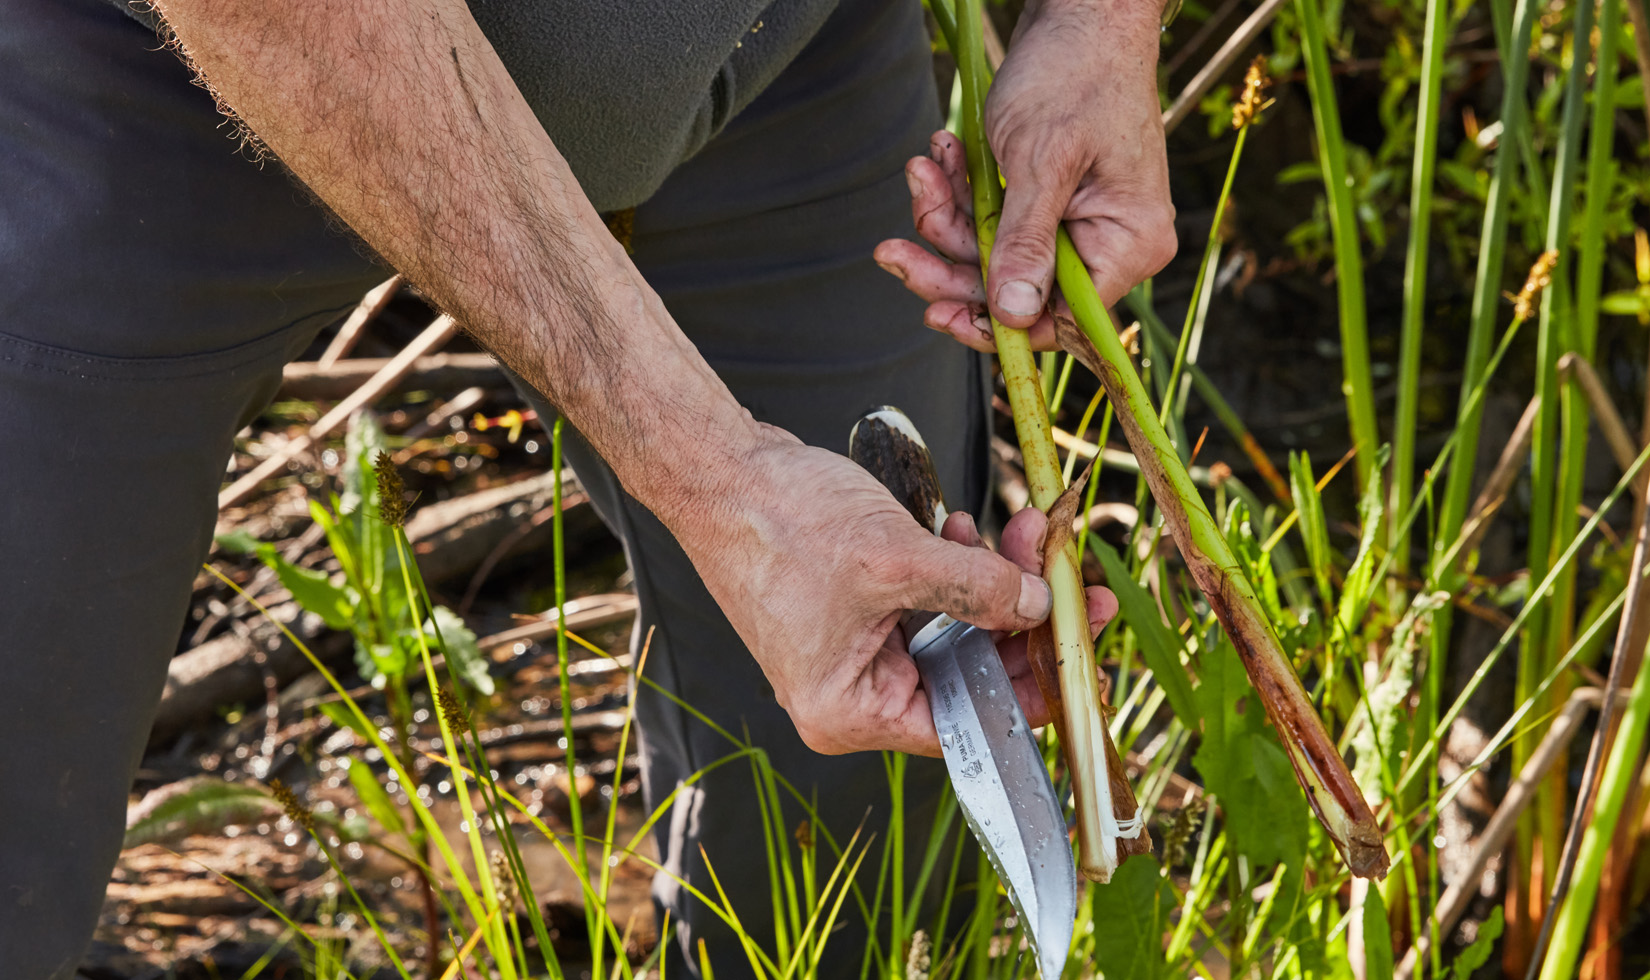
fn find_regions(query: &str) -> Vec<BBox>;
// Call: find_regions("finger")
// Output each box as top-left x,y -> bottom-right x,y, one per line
923,300 -> 998,353
905,156 -> 981,263
940,510 -> 984,549
998,506 -> 1050,574
997,633 -> 1053,728
890,528 -> 1052,632
930,130 -> 973,216
873,239 -> 985,304
1086,585 -> 1119,638
988,152 -> 1084,329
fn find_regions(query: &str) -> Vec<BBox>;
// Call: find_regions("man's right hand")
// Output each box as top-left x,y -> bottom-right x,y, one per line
669,426 -> 1053,757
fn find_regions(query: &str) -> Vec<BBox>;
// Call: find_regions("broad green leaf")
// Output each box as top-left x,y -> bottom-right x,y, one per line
342,756 -> 408,840
1447,905 -> 1503,979
1094,540 -> 1196,728
1193,640 -> 1308,868
1289,452 -> 1334,612
1361,884 -> 1394,980
257,546 -> 357,631
1089,856 -> 1173,980
430,605 -> 494,696
123,777 -> 278,849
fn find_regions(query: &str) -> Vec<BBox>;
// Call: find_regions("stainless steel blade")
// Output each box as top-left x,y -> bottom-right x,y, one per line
911,614 -> 1077,980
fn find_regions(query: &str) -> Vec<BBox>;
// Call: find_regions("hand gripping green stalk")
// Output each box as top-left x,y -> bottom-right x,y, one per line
953,0 -> 1144,883
947,0 -> 1384,882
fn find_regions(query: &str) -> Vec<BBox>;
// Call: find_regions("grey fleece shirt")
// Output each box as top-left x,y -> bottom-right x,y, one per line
112,0 -> 840,212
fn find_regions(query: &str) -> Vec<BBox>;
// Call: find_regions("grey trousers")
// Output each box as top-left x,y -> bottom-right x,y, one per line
0,0 -> 985,977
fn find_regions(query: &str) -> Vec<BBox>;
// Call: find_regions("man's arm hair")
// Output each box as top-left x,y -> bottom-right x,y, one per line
152,0 -> 762,526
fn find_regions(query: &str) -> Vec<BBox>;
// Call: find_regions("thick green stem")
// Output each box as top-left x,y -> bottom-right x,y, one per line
1295,0 -> 1378,494
1054,231 -> 1389,879
953,0 -> 1136,881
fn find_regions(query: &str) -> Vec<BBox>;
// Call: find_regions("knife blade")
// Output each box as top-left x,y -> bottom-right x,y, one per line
849,407 -> 1077,980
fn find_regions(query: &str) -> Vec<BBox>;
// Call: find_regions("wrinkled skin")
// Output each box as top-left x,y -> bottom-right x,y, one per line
874,0 -> 1176,351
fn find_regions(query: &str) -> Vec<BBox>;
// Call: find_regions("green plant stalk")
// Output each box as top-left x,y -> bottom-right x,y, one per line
1160,120 -> 1248,435
205,566 -> 504,970
1522,0 -> 1602,934
1391,0 -> 1450,584
1420,0 -> 1541,931
1535,0 -> 1625,959
1429,0 -> 1542,585
395,540 -> 519,980
1536,639 -> 1650,980
1295,0 -> 1379,494
953,0 -> 1139,882
1053,230 -> 1388,878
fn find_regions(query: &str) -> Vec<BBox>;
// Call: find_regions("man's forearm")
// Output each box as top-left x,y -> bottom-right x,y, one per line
153,0 -> 760,527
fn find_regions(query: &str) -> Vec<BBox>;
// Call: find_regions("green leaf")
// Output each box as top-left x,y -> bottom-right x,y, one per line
1351,591 -> 1443,797
1334,452 -> 1387,640
1616,75 -> 1645,110
214,529 -> 264,555
1447,906 -> 1503,980
239,534 -> 358,631
357,638 -> 408,686
1193,641 -> 1308,868
1601,290 -> 1650,317
1289,452 -> 1335,611
123,777 -> 278,849
342,756 -> 408,840
1093,540 -> 1196,728
318,701 -> 372,740
1277,160 -> 1325,185
1362,885 -> 1394,980
429,605 -> 494,696
1088,856 -> 1173,980
266,553 -> 357,631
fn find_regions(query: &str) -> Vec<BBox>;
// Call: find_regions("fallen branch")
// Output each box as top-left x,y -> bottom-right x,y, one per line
279,352 -> 503,401
1396,688 -> 1602,979
316,275 -> 402,369
219,315 -> 460,510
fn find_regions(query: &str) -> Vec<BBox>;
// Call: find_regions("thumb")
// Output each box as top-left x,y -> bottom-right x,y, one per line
987,165 -> 1081,329
892,528 -> 1053,632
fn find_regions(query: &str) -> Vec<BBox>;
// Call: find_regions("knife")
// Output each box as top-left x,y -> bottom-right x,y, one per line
849,406 -> 1077,980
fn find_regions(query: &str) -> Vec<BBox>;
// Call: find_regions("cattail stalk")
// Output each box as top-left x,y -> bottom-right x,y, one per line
952,0 -> 1142,882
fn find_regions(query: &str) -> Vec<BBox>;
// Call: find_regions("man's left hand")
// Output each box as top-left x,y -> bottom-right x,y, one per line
874,0 -> 1176,351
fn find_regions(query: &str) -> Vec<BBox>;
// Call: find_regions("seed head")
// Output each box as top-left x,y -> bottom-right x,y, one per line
267,778 -> 315,833
1160,796 -> 1206,867
489,850 -> 519,912
1208,461 -> 1234,488
436,687 -> 472,737
905,929 -> 931,980
373,452 -> 408,528
1511,249 -> 1560,322
1232,55 -> 1273,130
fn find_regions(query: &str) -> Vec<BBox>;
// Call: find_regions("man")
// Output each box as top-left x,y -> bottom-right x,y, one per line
0,0 -> 1174,975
